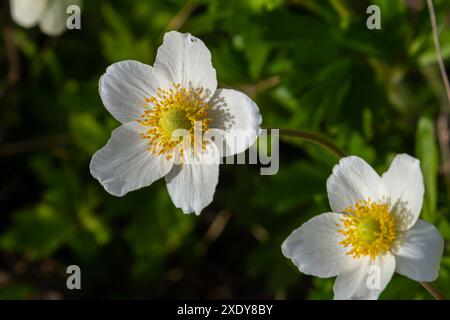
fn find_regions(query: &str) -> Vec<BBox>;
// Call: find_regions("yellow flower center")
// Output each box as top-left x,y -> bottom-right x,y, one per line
138,83 -> 210,159
338,199 -> 397,259
159,107 -> 193,134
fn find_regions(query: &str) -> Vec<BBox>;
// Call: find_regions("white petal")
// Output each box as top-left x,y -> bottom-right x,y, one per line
381,154 -> 424,231
38,0 -> 68,36
392,219 -> 444,282
333,253 -> 396,300
208,89 -> 262,157
282,213 -> 356,278
153,31 -> 217,97
90,122 -> 174,197
99,60 -> 162,124
327,156 -> 389,213
164,143 -> 220,215
10,0 -> 48,28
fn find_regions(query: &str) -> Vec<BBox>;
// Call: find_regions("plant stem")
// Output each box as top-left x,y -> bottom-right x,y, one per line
420,281 -> 446,300
418,1 -> 448,301
0,134 -> 71,157
426,0 -> 450,107
165,0 -> 197,32
267,127 -> 345,159
426,0 -> 450,196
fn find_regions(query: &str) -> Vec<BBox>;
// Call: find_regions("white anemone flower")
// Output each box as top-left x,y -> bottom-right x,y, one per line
9,0 -> 79,36
90,31 -> 262,215
282,154 -> 444,300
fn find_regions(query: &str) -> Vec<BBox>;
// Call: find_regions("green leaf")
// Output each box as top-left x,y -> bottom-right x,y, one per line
69,112 -> 108,154
415,116 -> 439,223
0,205 -> 74,259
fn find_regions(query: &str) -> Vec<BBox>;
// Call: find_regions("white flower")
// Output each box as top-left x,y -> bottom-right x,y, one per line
9,0 -> 79,36
90,31 -> 262,215
282,154 -> 444,300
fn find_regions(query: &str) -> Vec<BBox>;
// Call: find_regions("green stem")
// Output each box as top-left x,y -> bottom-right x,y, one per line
266,127 -> 345,159
420,281 -> 446,300
329,0 -> 353,20
426,0 -> 450,200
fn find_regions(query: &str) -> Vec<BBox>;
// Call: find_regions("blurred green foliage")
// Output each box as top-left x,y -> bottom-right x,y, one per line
0,0 -> 449,299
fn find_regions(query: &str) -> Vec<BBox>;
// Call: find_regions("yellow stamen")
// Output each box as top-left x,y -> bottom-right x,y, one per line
137,83 -> 210,159
338,199 -> 397,259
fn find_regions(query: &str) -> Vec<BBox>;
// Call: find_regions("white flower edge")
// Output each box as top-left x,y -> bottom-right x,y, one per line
10,0 -> 47,28
91,31 -> 262,214
327,154 -> 424,231
283,154 -> 444,299
10,0 -> 81,36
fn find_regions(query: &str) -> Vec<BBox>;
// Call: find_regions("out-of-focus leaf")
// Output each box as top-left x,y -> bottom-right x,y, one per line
69,112 -> 108,153
124,187 -> 195,284
0,205 -> 74,259
415,116 -> 439,223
